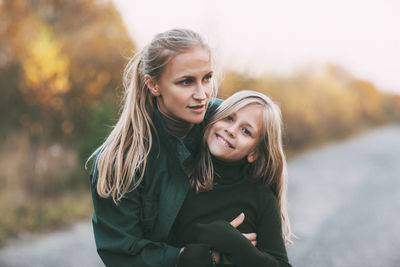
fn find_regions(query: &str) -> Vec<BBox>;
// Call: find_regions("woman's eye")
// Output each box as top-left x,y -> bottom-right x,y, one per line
179,78 -> 193,85
203,73 -> 213,82
242,128 -> 251,136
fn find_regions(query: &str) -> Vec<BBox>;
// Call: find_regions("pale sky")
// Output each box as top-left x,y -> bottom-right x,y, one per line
113,0 -> 400,94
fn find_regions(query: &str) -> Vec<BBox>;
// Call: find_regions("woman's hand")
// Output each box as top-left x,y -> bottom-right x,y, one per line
230,213 -> 257,246
211,250 -> 233,265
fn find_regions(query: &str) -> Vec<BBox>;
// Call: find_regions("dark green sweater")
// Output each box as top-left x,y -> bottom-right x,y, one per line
168,157 -> 291,267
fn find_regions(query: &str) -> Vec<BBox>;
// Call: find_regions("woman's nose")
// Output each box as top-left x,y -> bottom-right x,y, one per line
193,83 -> 207,100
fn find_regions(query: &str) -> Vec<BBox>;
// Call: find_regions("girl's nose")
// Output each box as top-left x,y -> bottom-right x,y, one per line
225,125 -> 236,138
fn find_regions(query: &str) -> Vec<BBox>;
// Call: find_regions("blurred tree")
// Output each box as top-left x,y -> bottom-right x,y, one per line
0,0 -> 134,150
219,64 -> 400,153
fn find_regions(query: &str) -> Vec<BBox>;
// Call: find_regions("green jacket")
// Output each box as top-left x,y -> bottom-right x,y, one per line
90,99 -> 221,267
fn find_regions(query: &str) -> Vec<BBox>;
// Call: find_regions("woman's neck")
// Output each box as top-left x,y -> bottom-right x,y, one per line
157,100 -> 194,140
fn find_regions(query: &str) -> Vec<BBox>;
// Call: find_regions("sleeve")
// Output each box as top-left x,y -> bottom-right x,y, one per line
89,165 -> 181,267
253,192 -> 292,267
176,244 -> 213,267
189,192 -> 291,267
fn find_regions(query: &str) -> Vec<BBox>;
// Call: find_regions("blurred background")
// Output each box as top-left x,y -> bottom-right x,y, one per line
1,0 -> 399,266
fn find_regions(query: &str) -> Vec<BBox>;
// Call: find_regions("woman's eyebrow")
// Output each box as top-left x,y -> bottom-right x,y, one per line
178,70 -> 213,79
173,76 -> 193,82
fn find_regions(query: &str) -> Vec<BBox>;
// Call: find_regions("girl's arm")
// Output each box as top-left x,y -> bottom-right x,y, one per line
193,220 -> 291,267
253,192 -> 291,267
191,192 -> 291,267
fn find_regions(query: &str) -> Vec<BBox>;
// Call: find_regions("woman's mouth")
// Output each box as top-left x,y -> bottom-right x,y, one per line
216,134 -> 234,148
187,104 -> 206,113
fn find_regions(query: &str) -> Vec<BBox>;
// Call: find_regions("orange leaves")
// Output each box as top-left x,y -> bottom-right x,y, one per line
219,64 -> 400,153
21,24 -> 71,108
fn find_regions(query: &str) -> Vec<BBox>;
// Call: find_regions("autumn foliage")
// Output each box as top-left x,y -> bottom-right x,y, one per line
219,66 -> 400,153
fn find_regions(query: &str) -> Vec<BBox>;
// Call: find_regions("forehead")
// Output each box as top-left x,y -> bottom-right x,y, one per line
236,103 -> 264,129
162,46 -> 211,78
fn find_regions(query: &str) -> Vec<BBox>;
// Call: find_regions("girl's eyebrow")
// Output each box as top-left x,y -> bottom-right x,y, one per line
229,113 -> 237,119
242,119 -> 260,133
243,122 -> 256,130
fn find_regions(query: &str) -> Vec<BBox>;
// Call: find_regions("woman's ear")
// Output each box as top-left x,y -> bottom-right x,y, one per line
144,74 -> 160,96
247,151 -> 258,163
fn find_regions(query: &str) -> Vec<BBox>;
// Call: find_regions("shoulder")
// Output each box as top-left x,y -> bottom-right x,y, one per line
204,97 -> 223,122
254,184 -> 279,210
89,149 -> 103,185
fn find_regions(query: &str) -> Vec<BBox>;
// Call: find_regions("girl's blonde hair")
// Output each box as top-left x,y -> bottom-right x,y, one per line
87,29 -> 216,203
188,90 -> 293,244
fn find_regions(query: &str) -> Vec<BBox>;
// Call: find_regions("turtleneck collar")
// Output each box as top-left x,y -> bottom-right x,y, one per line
212,155 -> 249,185
156,100 -> 194,140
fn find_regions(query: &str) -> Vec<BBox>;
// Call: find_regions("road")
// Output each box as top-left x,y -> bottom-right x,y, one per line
286,124 -> 400,267
0,124 -> 399,267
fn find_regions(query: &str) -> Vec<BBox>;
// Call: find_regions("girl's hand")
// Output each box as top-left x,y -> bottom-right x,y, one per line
230,213 -> 257,246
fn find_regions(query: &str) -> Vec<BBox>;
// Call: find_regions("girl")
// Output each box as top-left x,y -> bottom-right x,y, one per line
88,29 -> 255,267
169,90 -> 293,267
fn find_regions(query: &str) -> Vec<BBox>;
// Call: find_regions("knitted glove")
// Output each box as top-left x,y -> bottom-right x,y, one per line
193,220 -> 266,267
177,244 -> 213,267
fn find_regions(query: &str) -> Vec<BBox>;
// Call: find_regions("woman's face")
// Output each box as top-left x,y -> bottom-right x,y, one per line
149,46 -> 214,124
206,104 -> 263,162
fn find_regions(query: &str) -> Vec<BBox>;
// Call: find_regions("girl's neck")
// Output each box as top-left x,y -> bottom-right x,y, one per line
157,100 -> 194,140
211,155 -> 248,184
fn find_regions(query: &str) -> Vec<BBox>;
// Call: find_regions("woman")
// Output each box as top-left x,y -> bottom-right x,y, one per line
88,29 -> 255,267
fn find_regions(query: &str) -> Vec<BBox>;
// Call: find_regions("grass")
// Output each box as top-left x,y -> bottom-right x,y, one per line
0,132 -> 93,246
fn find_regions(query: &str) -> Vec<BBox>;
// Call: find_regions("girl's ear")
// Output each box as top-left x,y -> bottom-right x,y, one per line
144,74 -> 160,96
247,151 -> 258,163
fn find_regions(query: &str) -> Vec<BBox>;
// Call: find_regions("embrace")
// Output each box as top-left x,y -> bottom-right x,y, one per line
88,28 -> 293,267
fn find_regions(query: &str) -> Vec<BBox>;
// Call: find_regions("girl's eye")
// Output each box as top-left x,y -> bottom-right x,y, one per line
242,128 -> 252,136
226,115 -> 233,121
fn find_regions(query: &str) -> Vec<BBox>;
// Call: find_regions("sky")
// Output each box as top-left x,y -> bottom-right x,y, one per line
112,0 -> 400,94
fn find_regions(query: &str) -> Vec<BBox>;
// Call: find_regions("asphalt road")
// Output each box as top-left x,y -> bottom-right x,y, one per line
1,124 -> 399,267
286,124 -> 400,267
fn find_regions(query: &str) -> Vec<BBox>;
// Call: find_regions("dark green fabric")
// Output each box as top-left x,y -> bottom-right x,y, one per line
168,158 -> 291,267
90,98 -> 222,267
176,244 -> 213,267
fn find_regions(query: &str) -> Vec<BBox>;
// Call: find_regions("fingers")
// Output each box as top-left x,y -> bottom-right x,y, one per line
242,232 -> 257,246
230,213 -> 258,247
242,232 -> 257,241
230,212 -> 245,228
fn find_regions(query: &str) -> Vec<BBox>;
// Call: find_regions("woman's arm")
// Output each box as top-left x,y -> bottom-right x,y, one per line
90,170 -> 180,267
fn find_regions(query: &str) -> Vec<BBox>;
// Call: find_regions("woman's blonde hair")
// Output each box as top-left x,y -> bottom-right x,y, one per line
188,90 -> 293,244
87,29 -> 216,203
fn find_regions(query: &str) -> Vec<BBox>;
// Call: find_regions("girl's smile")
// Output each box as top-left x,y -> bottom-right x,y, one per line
207,103 -> 263,162
215,133 -> 234,149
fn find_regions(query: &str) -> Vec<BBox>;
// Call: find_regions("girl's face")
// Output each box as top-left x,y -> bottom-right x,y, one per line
206,103 -> 263,162
147,46 -> 213,124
